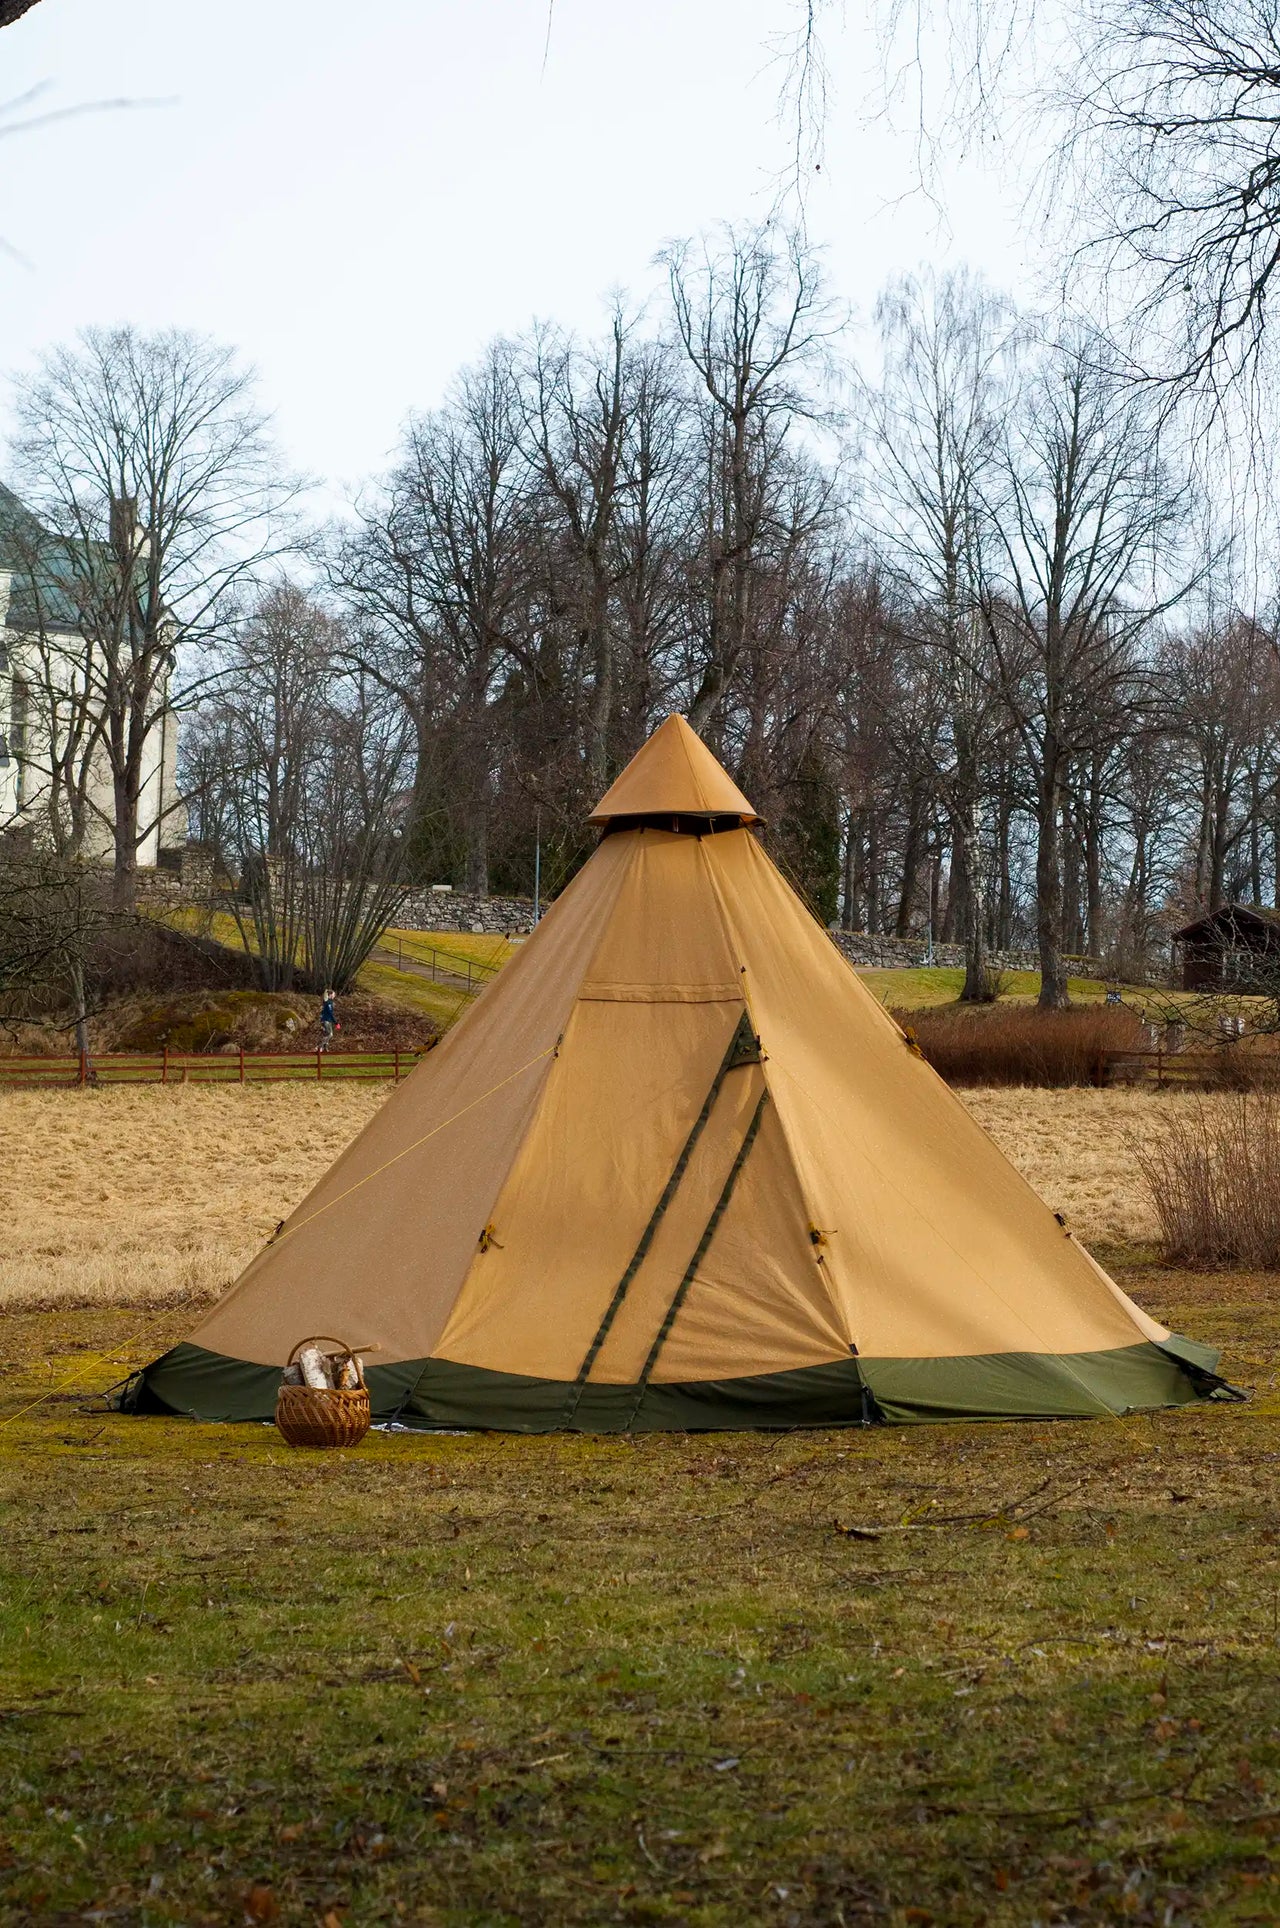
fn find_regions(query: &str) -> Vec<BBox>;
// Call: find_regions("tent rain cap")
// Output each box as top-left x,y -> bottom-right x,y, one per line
587,713 -> 761,827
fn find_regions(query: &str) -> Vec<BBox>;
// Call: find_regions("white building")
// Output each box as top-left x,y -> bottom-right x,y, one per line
0,483 -> 184,867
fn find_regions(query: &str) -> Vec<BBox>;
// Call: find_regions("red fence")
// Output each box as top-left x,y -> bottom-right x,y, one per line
0,1049 -> 427,1088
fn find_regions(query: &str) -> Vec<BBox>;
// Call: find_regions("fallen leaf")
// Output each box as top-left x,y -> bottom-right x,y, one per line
242,1881 -> 278,1924
398,1657 -> 421,1686
1007,1526 -> 1030,1542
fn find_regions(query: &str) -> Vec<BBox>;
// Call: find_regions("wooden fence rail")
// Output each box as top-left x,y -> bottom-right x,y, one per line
0,1049 -> 427,1088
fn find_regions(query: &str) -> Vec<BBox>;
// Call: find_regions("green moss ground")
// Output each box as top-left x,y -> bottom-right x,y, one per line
1,1261 -> 1278,1926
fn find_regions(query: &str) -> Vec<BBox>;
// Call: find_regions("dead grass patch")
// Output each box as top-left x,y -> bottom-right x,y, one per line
0,1085 -> 385,1309
0,1082 -> 1234,1313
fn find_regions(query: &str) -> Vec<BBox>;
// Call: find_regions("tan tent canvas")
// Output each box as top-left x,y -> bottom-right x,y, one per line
129,715 -> 1228,1429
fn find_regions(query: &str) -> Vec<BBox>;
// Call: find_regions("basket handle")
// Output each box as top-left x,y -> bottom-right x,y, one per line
284,1336 -> 376,1389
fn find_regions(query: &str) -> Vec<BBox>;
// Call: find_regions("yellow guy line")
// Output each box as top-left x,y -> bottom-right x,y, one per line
268,1043 -> 560,1249
0,1046 -> 559,1434
0,1332 -> 153,1430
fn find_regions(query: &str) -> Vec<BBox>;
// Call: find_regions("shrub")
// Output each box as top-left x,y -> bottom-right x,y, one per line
894,1002 -> 1146,1087
1136,1091 -> 1280,1268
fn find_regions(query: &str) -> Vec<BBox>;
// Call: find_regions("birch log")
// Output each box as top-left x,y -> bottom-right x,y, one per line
297,1345 -> 335,1390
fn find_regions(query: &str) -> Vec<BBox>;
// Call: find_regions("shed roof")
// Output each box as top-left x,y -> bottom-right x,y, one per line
1171,903 -> 1280,944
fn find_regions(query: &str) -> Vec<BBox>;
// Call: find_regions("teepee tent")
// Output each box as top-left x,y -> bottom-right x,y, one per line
129,715 -> 1226,1430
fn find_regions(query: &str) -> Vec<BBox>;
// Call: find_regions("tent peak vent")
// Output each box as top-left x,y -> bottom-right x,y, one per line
588,714 -> 762,829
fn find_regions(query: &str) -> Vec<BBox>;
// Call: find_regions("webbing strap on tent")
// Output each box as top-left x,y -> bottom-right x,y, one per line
624,1086 -> 769,1431
561,1010 -> 761,1424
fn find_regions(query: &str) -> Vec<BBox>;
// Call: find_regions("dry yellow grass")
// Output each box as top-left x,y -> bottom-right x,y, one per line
964,1085 -> 1177,1246
0,1081 -> 1203,1311
0,1085 -> 385,1309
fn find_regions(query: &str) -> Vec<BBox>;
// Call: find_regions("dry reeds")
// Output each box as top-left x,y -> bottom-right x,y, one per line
897,1003 -> 1145,1087
1136,1089 -> 1280,1267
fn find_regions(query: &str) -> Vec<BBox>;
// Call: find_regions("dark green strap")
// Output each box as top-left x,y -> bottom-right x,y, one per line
625,1085 -> 769,1431
562,1010 -> 761,1424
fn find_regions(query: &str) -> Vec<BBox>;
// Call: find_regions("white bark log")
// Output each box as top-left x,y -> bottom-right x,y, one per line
297,1345 -> 334,1390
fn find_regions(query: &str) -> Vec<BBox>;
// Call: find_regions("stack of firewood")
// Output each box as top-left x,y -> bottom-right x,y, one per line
281,1343 -> 362,1391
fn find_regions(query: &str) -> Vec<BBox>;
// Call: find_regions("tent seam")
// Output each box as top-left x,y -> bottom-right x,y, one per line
695,835 -> 858,1352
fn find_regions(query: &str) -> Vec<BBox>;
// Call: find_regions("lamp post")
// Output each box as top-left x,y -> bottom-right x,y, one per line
533,808 -> 542,924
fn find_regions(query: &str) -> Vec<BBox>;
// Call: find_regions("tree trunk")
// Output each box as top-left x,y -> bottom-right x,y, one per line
840,805 -> 857,932
112,775 -> 139,913
1084,755 -> 1104,955
895,788 -> 925,938
464,793 -> 489,897
866,812 -> 881,933
954,808 -> 989,1001
585,588 -> 613,796
68,956 -> 92,1077
1036,756 -> 1070,1009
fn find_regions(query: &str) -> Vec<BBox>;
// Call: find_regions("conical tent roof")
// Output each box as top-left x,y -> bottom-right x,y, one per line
587,714 -> 761,826
129,720 -> 1226,1431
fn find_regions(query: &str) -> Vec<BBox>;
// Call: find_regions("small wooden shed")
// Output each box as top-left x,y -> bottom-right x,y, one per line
1171,904 -> 1280,991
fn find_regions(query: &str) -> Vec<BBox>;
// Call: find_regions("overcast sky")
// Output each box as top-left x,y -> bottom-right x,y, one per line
1,0 -> 1030,494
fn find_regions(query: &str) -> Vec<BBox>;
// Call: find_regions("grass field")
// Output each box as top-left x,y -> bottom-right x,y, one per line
0,1271 -> 1277,1926
2,1087 -> 1279,1924
856,965 -> 1113,1009
0,1083 -> 1184,1312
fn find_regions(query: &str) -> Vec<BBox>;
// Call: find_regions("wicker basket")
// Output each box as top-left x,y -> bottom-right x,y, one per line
275,1337 -> 371,1448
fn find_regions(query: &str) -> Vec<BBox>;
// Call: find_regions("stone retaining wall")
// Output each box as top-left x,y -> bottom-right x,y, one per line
828,929 -> 1114,981
394,888 -> 538,936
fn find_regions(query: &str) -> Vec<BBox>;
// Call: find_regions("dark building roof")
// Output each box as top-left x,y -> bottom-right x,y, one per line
0,482 -> 87,632
1171,903 -> 1280,945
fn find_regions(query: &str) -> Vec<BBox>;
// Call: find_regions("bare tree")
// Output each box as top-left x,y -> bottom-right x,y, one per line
664,221 -> 842,735
329,343 -> 534,896
185,583 -> 412,992
9,327 -> 296,905
1162,610 -> 1280,909
1052,0 -> 1280,395
867,268 -> 1016,997
0,844 -> 115,1059
983,333 -> 1190,1005
522,312 -> 633,793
